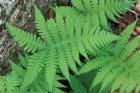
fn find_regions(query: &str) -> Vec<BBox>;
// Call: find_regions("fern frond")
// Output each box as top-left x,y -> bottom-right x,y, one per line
114,21 -> 137,54
22,51 -> 45,89
90,61 -> 118,89
99,66 -> 123,93
71,0 -> 85,11
121,36 -> 140,58
111,72 -> 126,93
57,47 -> 70,81
22,74 -> 66,93
71,0 -> 135,30
70,75 -> 87,93
6,23 -> 46,53
34,5 -> 48,39
0,61 -> 24,93
110,51 -> 140,93
45,49 -> 57,92
21,74 -> 48,93
0,77 -> 6,93
79,56 -> 112,74
119,78 -> 136,93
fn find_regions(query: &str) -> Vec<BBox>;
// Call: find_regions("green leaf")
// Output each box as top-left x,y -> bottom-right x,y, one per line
70,75 -> 87,93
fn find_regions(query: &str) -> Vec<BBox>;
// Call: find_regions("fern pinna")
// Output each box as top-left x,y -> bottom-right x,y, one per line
71,0 -> 135,30
79,21 -> 140,93
6,5 -> 118,92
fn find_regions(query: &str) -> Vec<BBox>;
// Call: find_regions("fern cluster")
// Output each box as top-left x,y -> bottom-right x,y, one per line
6,5 -> 117,92
0,56 -> 66,93
4,0 -> 137,93
80,21 -> 140,93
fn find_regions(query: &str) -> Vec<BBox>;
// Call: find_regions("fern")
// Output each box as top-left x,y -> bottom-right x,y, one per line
6,23 -> 46,53
21,73 -> 67,93
6,5 -> 118,92
71,0 -> 135,30
5,0 -> 136,92
0,60 -> 24,93
0,56 -> 66,93
21,51 -> 46,89
79,21 -> 140,93
70,75 -> 87,93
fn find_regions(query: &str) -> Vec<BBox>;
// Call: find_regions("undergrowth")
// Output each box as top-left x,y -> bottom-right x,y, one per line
1,0 -> 138,93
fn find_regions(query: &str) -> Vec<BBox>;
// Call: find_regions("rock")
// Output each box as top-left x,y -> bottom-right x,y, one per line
0,0 -> 38,74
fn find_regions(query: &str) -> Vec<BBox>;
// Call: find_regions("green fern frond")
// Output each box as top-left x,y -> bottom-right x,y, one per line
99,65 -> 123,93
0,76 -> 6,93
22,51 -> 45,89
79,56 -> 113,74
90,61 -> 119,90
70,75 -> 87,93
6,23 -> 46,53
45,49 -> 57,92
34,5 -> 48,40
111,72 -> 126,93
115,21 -> 137,50
71,0 -> 135,30
71,0 -> 85,11
0,61 -> 24,93
18,54 -> 66,93
121,36 -> 140,58
22,74 -> 66,93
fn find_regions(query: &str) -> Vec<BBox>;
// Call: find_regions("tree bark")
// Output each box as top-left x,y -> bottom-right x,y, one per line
0,0 -> 50,74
